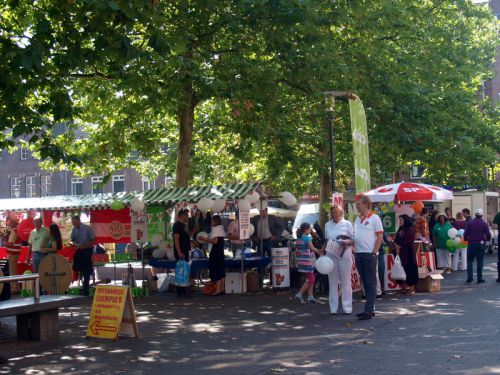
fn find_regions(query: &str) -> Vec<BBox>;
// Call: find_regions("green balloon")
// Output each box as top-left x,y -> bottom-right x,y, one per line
446,239 -> 454,248
111,201 -> 125,211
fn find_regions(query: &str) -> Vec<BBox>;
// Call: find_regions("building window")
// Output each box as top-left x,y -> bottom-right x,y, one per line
71,178 -> 83,195
112,175 -> 125,193
142,177 -> 155,191
10,177 -> 22,198
26,176 -> 37,197
92,176 -> 104,194
164,176 -> 174,188
20,146 -> 28,160
41,175 -> 51,197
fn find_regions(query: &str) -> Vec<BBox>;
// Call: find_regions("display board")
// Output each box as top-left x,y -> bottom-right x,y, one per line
87,285 -> 138,341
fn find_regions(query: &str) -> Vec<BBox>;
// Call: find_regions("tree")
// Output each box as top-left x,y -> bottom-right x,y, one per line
1,0 -> 498,201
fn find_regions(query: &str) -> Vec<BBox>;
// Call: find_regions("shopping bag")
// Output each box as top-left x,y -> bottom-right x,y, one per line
392,255 -> 407,281
175,260 -> 191,287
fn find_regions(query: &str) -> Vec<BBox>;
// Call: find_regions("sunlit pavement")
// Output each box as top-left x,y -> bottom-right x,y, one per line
1,253 -> 500,375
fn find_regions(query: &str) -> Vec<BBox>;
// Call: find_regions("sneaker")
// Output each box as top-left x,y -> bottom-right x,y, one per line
307,298 -> 317,304
343,311 -> 352,315
466,279 -> 473,283
0,355 -> 8,364
477,280 -> 485,284
358,312 -> 373,320
330,311 -> 338,315
295,293 -> 304,303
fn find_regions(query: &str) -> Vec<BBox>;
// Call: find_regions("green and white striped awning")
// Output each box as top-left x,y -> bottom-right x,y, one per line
0,182 -> 259,212
142,182 -> 259,205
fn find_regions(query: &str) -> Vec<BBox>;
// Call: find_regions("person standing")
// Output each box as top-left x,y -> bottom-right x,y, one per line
445,207 -> 455,224
324,205 -> 354,315
462,208 -> 472,222
70,215 -> 95,296
432,213 -> 453,274
451,212 -> 468,271
199,215 -> 226,296
464,209 -> 491,284
294,223 -> 321,304
393,215 -> 418,294
354,196 -> 384,320
4,218 -> 21,281
40,224 -> 63,253
250,208 -> 284,257
227,212 -> 243,256
173,208 -> 191,298
494,211 -> 500,283
27,218 -> 51,273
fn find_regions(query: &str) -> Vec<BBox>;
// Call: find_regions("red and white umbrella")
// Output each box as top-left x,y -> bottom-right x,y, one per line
362,182 -> 453,202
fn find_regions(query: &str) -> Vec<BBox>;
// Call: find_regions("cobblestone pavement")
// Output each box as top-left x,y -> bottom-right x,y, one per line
1,253 -> 499,375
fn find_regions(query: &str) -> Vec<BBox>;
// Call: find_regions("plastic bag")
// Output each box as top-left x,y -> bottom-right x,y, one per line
392,255 -> 407,281
175,260 -> 191,287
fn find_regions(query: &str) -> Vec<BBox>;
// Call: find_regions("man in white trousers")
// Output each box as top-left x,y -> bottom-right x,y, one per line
324,206 -> 354,315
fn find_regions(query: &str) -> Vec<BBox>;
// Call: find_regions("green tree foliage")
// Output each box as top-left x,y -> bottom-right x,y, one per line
0,0 -> 498,196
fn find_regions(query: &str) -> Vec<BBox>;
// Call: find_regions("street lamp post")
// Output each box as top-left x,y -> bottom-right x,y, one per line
323,91 -> 349,194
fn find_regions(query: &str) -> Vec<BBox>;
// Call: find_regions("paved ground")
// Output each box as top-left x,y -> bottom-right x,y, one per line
1,253 -> 499,375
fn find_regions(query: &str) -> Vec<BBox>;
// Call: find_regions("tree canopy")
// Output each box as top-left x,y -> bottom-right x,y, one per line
1,0 -> 498,196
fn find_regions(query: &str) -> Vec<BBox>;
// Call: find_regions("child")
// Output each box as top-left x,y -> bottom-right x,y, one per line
295,222 -> 322,304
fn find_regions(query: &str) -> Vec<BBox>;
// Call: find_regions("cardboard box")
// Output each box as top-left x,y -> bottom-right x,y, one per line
416,271 -> 444,293
225,272 -> 247,294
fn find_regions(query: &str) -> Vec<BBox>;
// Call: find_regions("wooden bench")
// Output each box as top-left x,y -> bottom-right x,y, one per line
0,274 -> 86,341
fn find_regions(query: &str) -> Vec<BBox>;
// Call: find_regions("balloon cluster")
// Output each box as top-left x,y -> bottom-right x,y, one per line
446,228 -> 467,253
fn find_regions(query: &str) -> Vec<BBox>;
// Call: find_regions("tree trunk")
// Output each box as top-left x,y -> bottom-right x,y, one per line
175,82 -> 196,188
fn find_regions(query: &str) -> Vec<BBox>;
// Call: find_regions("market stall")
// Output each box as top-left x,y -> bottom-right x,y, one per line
362,182 -> 454,293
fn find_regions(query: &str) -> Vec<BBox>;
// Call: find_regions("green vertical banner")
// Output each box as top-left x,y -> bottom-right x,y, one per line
146,205 -> 167,242
349,95 -> 371,194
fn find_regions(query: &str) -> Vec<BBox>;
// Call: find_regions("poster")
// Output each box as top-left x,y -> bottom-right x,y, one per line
146,205 -> 168,242
131,211 -> 148,243
90,209 -> 131,243
381,212 -> 397,233
238,211 -> 250,240
331,193 -> 344,208
350,254 -> 362,292
271,247 -> 290,288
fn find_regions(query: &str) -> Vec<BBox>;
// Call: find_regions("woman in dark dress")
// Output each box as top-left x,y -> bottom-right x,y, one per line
394,214 -> 418,294
198,215 -> 226,296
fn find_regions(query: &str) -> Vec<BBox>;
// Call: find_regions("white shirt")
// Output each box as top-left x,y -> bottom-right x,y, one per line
354,213 -> 383,254
325,219 -> 354,241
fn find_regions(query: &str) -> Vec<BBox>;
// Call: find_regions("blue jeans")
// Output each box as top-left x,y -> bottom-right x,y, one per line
355,252 -> 377,313
378,250 -> 385,292
467,243 -> 485,281
257,239 -> 273,257
33,252 -> 47,274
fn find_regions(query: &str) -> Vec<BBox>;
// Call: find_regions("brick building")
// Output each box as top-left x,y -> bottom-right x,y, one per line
0,146 -> 172,199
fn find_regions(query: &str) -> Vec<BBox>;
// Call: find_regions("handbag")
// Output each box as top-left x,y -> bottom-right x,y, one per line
392,255 -> 407,281
174,260 -> 191,287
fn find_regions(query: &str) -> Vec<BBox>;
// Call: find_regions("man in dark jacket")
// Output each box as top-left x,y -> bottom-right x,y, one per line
250,208 -> 284,257
464,209 -> 491,284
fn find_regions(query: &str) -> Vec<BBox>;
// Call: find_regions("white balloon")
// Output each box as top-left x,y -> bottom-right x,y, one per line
315,256 -> 334,275
453,237 -> 461,244
447,228 -> 458,239
211,198 -> 226,212
457,229 -> 465,237
279,192 -> 297,207
244,191 -> 260,204
238,200 -> 251,212
152,248 -> 167,259
197,197 -> 214,212
131,197 -> 145,212
248,223 -> 255,237
158,240 -> 169,251
151,233 -> 163,247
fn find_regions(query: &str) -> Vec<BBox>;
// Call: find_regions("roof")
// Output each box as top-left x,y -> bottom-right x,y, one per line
0,182 -> 259,212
